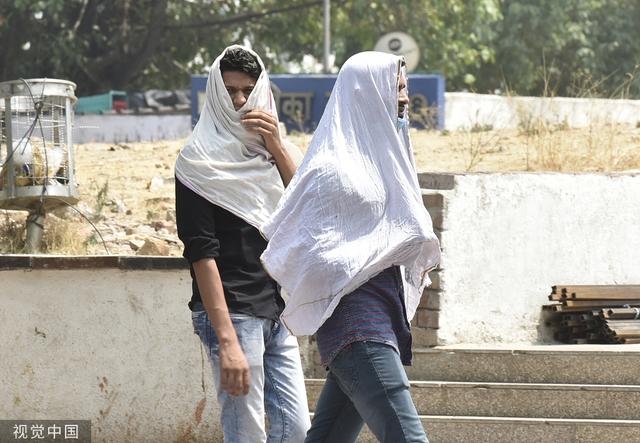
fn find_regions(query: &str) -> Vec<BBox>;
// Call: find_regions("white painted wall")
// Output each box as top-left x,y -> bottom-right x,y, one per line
74,114 -> 191,143
0,268 -> 222,442
444,92 -> 640,131
437,172 -> 640,344
69,95 -> 640,143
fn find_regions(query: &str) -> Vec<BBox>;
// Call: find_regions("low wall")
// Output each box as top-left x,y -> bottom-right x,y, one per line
5,173 -> 638,439
418,172 -> 640,344
445,92 -> 640,131
74,114 -> 191,144
71,94 -> 640,144
0,256 -> 221,442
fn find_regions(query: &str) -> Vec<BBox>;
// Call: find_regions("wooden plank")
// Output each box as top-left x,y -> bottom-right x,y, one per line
553,331 -> 572,342
572,339 -> 589,344
613,330 -> 640,338
556,285 -> 640,300
587,332 -> 606,340
579,312 -> 597,321
604,307 -> 640,319
551,305 -> 598,312
561,319 -> 585,327
605,320 -> 640,327
564,300 -> 640,307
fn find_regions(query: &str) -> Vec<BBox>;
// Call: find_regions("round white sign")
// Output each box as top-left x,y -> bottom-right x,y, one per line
374,32 -> 420,72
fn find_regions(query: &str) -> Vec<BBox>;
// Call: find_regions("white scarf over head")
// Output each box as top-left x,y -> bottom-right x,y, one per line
175,45 -> 285,229
260,51 -> 441,336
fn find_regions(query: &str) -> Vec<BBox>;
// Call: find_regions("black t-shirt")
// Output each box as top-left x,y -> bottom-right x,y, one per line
175,177 -> 284,321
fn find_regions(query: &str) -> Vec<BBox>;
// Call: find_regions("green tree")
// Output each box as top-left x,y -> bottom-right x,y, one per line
249,0 -> 502,90
1,0 -> 176,94
3,0 -> 637,97
473,0 -> 640,97
0,0 -> 326,95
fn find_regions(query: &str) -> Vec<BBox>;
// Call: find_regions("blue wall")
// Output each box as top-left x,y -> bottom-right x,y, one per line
191,74 -> 445,131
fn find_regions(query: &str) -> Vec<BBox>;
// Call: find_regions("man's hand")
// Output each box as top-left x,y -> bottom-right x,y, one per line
241,110 -> 283,156
241,109 -> 297,186
219,339 -> 250,396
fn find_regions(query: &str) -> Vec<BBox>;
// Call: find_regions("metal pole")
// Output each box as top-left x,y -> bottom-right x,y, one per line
5,96 -> 15,197
25,210 -> 45,253
323,0 -> 330,73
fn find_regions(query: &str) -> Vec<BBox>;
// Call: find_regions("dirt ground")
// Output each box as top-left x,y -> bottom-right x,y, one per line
2,124 -> 639,255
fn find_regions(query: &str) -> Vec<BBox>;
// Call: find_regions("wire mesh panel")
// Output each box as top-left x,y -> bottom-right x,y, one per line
0,79 -> 78,211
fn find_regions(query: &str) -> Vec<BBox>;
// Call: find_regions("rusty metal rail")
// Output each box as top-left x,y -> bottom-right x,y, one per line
543,285 -> 640,344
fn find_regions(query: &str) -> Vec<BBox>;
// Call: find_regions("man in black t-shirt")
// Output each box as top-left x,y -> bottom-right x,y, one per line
175,46 -> 309,443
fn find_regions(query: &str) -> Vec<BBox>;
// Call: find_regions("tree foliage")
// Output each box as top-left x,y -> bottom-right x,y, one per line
0,0 -> 326,94
474,0 -> 640,97
1,0 -> 638,97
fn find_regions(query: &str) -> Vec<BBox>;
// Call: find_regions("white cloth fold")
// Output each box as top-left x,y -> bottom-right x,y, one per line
175,45 -> 285,229
260,51 -> 441,336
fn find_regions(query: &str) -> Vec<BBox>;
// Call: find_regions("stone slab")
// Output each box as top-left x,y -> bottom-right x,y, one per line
407,345 -> 640,385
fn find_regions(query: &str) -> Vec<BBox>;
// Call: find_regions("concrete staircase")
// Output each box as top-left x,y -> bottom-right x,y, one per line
305,345 -> 640,442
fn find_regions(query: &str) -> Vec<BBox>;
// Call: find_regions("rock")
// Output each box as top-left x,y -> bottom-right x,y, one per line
110,197 -> 127,213
152,220 -> 166,231
136,237 -> 169,256
118,244 -> 134,254
135,225 -> 156,236
147,176 -> 164,192
165,224 -> 177,234
76,201 -> 95,219
128,239 -> 146,251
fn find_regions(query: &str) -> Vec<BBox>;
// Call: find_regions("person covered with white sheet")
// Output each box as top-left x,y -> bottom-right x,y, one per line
260,52 -> 441,443
174,45 -> 310,443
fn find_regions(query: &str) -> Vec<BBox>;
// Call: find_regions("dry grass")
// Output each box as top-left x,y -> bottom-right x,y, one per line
41,214 -> 90,255
0,210 -> 90,254
0,211 -> 26,253
291,121 -> 640,173
412,123 -> 640,173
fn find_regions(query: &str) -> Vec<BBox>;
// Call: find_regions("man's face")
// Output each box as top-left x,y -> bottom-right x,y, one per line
222,71 -> 256,111
397,74 -> 409,118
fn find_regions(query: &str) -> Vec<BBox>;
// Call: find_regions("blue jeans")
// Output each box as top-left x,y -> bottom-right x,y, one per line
192,309 -> 311,443
306,341 -> 428,443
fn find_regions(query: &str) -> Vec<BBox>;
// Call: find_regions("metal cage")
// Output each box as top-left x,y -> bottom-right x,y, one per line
0,78 -> 79,212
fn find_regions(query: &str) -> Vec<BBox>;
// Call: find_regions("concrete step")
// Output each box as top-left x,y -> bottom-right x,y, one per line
305,379 -> 640,420
406,345 -> 640,384
357,416 -> 640,443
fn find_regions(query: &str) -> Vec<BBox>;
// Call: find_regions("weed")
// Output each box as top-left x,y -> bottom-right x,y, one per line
41,215 -> 88,254
94,180 -> 110,215
462,130 -> 503,171
0,210 -> 26,253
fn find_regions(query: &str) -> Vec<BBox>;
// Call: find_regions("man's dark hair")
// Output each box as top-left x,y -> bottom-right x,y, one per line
220,48 -> 262,80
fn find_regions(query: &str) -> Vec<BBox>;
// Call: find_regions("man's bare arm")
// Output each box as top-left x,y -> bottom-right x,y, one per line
192,258 -> 250,396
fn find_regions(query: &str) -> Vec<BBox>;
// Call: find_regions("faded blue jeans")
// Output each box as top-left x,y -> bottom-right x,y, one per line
192,309 -> 310,443
305,341 -> 428,443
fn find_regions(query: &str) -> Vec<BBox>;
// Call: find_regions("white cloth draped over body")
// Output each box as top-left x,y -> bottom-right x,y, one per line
175,44 -> 300,229
260,51 -> 441,336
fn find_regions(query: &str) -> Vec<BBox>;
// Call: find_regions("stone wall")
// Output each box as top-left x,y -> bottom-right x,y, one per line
417,171 -> 640,345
